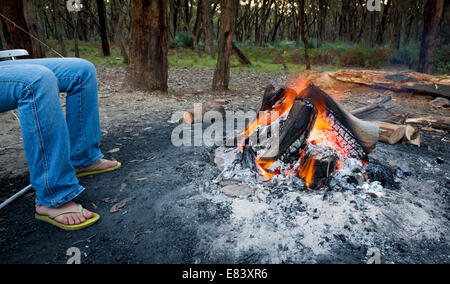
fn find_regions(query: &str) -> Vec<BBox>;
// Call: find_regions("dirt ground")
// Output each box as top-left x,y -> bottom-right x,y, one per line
0,66 -> 449,264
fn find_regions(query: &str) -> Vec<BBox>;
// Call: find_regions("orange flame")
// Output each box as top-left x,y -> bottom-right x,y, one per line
239,75 -> 351,187
238,88 -> 298,149
255,158 -> 279,180
298,156 -> 316,189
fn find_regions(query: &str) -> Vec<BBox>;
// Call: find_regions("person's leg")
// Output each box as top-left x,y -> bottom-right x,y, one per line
0,58 -> 108,169
0,64 -> 95,225
0,64 -> 84,207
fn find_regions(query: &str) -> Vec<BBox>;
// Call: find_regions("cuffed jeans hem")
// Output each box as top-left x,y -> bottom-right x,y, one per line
73,153 -> 104,170
36,184 -> 86,208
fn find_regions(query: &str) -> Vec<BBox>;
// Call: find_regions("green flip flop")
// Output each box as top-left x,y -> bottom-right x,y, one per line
76,159 -> 121,178
35,204 -> 100,231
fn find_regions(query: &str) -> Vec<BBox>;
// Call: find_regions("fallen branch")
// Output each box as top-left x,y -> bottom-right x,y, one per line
350,96 -> 392,119
232,42 -> 251,65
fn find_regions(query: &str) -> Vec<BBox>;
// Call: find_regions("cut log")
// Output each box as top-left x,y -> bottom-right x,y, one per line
183,103 -> 226,124
330,70 -> 450,99
404,124 -> 421,147
367,121 -> 406,145
404,124 -> 417,141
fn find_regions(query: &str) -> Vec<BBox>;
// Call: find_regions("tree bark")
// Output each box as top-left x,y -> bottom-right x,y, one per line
212,0 -> 234,90
0,0 -> 45,58
124,0 -> 168,92
96,0 -> 110,56
418,0 -> 445,74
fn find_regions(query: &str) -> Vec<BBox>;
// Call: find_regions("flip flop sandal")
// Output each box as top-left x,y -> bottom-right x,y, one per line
76,159 -> 122,178
35,204 -> 100,231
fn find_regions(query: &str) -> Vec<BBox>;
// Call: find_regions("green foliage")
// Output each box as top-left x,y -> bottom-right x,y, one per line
391,41 -> 420,67
433,44 -> 450,75
264,40 -> 298,49
47,40 -> 447,75
339,45 -> 391,68
170,31 -> 193,48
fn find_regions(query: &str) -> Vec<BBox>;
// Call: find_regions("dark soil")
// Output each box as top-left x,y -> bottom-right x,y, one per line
0,67 -> 449,264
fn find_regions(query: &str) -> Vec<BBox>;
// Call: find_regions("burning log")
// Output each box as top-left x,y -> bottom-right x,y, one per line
299,144 -> 339,188
183,103 -> 226,124
299,84 -> 379,156
259,98 -> 317,162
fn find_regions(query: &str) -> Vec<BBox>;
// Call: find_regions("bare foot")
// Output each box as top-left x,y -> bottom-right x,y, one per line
36,201 -> 95,225
76,159 -> 118,174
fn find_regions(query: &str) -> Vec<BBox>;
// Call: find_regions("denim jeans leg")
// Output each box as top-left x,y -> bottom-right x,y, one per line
0,58 -> 104,169
0,64 -> 84,208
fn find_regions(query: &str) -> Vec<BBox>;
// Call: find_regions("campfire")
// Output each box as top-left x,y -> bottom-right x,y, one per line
224,77 -> 380,190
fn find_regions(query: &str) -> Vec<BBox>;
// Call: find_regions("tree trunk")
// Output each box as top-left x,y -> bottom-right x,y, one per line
169,0 -> 181,40
96,0 -> 110,56
418,0 -> 445,74
203,0 -> 215,57
0,0 -> 45,58
124,0 -> 168,92
299,0 -> 310,70
376,0 -> 391,45
192,0 -> 203,53
110,0 -> 122,45
72,11 -> 80,57
390,0 -> 401,50
52,0 -> 66,56
212,0 -> 234,90
317,0 -> 327,47
117,5 -> 129,64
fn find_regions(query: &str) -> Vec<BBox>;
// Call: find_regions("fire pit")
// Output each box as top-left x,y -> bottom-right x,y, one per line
217,77 -> 381,190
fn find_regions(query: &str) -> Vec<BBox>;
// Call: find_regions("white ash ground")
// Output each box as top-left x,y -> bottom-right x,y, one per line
169,145 -> 449,263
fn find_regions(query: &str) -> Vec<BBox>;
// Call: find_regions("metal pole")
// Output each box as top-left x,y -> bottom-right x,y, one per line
0,185 -> 32,210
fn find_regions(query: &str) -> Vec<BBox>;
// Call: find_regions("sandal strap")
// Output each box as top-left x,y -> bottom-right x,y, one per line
49,204 -> 83,219
88,159 -> 108,171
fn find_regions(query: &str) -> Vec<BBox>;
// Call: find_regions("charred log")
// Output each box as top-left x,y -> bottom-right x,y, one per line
240,145 -> 257,171
259,98 -> 317,162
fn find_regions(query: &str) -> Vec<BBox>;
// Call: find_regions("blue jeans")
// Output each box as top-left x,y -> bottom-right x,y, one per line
0,58 -> 104,207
